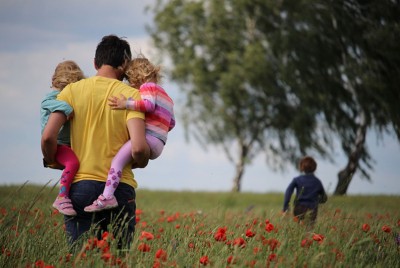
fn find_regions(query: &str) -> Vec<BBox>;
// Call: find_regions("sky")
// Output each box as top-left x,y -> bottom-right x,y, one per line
0,0 -> 399,196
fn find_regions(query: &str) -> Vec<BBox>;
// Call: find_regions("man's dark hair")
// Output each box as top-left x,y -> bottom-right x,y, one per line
94,35 -> 132,69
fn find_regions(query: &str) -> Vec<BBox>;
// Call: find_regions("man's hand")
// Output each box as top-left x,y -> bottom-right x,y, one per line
108,94 -> 127,110
43,158 -> 64,170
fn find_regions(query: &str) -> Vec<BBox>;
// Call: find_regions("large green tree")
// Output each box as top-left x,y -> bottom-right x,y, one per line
147,0 -> 400,193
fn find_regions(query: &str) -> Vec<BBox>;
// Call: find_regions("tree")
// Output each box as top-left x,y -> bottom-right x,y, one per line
147,0 -> 400,194
148,0 -> 328,192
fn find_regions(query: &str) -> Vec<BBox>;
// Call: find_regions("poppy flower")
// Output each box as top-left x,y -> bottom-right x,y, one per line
140,231 -> 155,240
301,238 -> 312,248
155,249 -> 167,261
362,223 -> 370,232
245,229 -> 256,238
268,253 -> 277,262
382,225 -> 391,233
265,223 -> 274,233
138,243 -> 151,252
214,227 -> 227,241
101,252 -> 112,262
233,237 -> 246,248
312,234 -> 325,243
199,255 -> 209,265
227,255 -> 237,264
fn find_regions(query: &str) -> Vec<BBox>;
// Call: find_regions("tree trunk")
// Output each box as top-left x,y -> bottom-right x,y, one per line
231,159 -> 245,192
231,144 -> 248,192
334,114 -> 367,195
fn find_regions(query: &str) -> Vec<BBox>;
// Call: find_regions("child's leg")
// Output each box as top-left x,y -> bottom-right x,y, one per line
55,145 -> 80,199
146,135 -> 165,160
103,141 -> 132,199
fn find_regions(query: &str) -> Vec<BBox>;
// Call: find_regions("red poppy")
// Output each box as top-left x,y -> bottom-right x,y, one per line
268,253 -> 277,262
253,247 -> 260,254
101,252 -> 112,262
267,238 -> 279,251
140,231 -> 155,240
265,223 -> 274,233
301,238 -> 312,248
382,225 -> 391,233
199,255 -> 209,265
227,255 -> 237,264
155,249 -> 167,261
233,237 -> 246,248
136,209 -> 143,215
35,260 -> 45,268
246,229 -> 256,238
138,243 -> 151,252
312,234 -> 325,243
362,223 -> 370,232
214,227 -> 227,241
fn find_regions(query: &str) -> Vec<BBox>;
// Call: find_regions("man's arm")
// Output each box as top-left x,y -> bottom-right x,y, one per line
41,112 -> 67,166
126,118 -> 150,168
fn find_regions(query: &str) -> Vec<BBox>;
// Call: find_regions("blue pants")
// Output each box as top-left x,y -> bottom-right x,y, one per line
64,180 -> 136,249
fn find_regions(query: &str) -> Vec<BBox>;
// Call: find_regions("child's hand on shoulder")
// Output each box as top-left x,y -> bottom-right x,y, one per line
108,94 -> 127,110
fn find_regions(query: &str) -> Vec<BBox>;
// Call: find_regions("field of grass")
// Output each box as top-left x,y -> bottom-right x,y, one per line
0,183 -> 399,267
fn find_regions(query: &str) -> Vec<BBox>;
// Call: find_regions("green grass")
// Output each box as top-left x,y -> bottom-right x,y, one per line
0,184 -> 399,267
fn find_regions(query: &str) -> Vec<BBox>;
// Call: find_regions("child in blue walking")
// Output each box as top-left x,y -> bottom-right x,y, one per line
282,156 -> 327,226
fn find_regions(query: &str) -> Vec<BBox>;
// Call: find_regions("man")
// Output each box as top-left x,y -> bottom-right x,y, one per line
41,35 -> 150,249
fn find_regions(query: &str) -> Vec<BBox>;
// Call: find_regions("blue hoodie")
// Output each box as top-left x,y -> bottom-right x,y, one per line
283,173 -> 327,211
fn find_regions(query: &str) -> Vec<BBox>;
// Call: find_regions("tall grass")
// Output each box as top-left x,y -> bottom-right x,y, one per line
0,184 -> 399,267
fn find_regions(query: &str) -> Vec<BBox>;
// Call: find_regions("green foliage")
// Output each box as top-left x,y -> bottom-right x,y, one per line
147,0 -> 400,192
0,184 -> 399,267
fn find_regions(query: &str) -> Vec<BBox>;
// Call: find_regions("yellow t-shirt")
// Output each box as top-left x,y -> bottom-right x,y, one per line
57,76 -> 144,188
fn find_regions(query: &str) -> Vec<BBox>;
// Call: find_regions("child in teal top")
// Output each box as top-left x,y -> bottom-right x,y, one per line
41,60 -> 84,216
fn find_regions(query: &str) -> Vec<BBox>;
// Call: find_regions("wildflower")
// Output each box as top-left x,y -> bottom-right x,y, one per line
362,223 -> 370,232
101,252 -> 112,262
35,260 -> 45,268
136,209 -> 143,215
382,225 -> 391,233
214,227 -> 227,242
102,231 -> 110,240
140,231 -> 155,240
265,223 -> 274,233
188,242 -> 195,249
199,255 -> 209,265
227,255 -> 237,264
253,247 -> 260,254
246,229 -> 256,238
312,234 -> 324,243
233,237 -> 246,248
138,243 -> 151,252
268,253 -> 277,262
96,239 -> 109,251
267,238 -> 279,251
155,249 -> 167,261
153,260 -> 161,268
301,238 -> 312,248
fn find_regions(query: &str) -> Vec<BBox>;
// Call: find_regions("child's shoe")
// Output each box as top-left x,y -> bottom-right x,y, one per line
84,194 -> 118,212
52,197 -> 77,216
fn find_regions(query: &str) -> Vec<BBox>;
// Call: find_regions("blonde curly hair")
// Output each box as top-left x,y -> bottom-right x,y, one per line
52,60 -> 84,90
125,56 -> 161,89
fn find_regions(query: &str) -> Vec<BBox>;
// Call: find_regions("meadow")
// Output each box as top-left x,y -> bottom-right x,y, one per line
0,183 -> 399,267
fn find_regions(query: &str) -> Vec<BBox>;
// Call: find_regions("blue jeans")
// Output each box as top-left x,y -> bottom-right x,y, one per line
65,180 -> 136,249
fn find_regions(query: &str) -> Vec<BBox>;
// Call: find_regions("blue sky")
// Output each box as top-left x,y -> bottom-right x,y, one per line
0,0 -> 399,195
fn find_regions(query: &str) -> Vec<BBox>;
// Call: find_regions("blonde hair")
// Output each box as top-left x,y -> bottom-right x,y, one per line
125,56 -> 161,89
299,156 -> 317,174
52,60 -> 84,90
